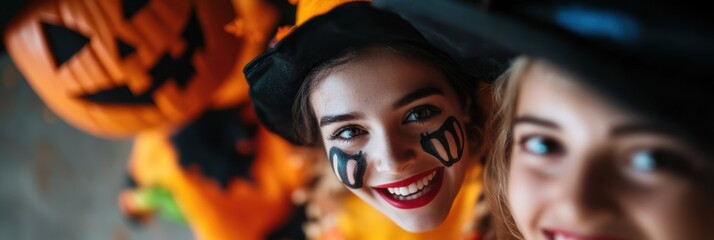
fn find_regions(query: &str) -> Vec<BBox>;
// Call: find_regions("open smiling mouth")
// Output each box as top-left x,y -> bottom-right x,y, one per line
373,167 -> 444,209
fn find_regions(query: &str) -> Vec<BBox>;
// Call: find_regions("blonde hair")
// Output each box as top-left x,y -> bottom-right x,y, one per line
484,56 -> 533,240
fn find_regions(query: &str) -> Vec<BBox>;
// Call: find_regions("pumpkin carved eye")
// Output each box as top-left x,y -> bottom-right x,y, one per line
5,0 -> 241,136
81,7 -> 205,105
41,22 -> 90,67
117,0 -> 145,58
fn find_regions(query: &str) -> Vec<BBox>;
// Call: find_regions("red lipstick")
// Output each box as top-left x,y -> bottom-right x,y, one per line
373,167 -> 443,209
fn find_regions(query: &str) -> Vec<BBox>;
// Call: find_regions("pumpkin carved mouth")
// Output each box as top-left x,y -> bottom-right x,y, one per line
78,9 -> 204,105
7,0 -> 240,135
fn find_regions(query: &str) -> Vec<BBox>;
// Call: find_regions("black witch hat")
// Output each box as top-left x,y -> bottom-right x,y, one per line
244,2 -> 512,145
376,0 -> 714,153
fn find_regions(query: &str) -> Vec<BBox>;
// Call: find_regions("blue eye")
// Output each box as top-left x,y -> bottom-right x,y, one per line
632,150 -> 656,171
330,126 -> 366,142
404,105 -> 442,123
629,149 -> 691,174
521,136 -> 563,155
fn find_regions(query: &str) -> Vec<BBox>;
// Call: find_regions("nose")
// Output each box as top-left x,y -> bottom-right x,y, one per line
370,128 -> 417,174
551,151 -> 621,223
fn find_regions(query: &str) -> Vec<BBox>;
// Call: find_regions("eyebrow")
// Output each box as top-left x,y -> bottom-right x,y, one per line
319,112 -> 362,127
611,123 -> 673,137
392,87 -> 445,109
515,117 -> 676,137
513,115 -> 560,129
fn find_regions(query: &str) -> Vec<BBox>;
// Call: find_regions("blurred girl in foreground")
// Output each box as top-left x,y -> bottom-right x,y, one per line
376,0 -> 714,239
490,57 -> 713,240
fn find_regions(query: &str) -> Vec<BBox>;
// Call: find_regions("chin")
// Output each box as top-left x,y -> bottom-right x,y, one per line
383,167 -> 464,233
392,208 -> 451,232
352,158 -> 468,232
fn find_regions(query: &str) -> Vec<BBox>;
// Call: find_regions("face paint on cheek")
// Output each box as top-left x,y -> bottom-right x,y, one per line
328,147 -> 367,189
420,116 -> 465,167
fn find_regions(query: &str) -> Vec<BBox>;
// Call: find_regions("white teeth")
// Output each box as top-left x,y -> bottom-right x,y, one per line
383,170 -> 439,198
553,234 -> 576,240
393,184 -> 432,201
408,183 -> 417,194
399,187 -> 409,196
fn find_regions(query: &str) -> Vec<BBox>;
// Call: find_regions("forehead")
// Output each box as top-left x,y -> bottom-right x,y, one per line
310,50 -> 456,114
517,61 -> 638,130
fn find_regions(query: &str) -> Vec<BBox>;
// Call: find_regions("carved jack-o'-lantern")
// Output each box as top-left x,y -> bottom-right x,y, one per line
108,0 -> 308,238
3,0 -> 239,137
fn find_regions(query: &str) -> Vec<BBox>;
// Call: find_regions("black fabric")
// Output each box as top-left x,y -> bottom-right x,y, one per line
266,204 -> 308,240
171,106 -> 258,189
375,0 -> 714,152
244,2 -> 511,145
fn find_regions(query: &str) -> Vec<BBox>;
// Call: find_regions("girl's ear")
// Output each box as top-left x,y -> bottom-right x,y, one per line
467,82 -> 494,153
465,81 -> 494,125
480,82 -> 495,115
462,98 -> 472,124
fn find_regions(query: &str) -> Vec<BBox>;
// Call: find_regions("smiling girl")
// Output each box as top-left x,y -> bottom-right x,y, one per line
490,57 -> 714,240
375,0 -> 714,239
302,44 -> 475,231
244,2 -> 508,235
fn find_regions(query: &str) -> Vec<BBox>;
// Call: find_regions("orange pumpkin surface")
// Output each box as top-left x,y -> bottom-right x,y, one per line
4,0 -> 239,137
109,0 -> 310,239
127,125 -> 309,240
209,0 -> 283,108
273,0 -> 362,42
6,1 -> 310,239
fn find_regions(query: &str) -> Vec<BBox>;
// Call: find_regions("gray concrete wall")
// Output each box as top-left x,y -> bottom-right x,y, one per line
0,54 -> 192,240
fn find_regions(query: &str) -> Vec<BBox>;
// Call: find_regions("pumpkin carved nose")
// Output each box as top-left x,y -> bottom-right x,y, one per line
116,39 -> 136,59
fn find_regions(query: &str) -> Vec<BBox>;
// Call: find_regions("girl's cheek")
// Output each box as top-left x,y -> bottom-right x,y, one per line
329,146 -> 367,189
420,116 -> 466,167
508,156 -> 547,227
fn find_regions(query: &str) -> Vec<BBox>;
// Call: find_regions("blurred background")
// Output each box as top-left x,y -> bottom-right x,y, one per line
0,1 -> 482,239
0,0 -> 333,239
0,53 -> 193,240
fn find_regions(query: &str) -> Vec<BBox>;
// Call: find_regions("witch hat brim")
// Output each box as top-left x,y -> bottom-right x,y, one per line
244,2 -> 512,145
375,0 -> 714,152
